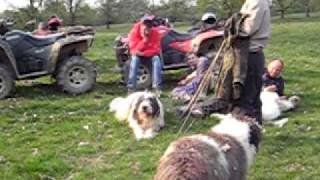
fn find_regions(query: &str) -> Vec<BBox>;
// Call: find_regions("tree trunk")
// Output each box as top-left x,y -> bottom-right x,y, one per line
280,10 -> 285,19
106,19 -> 110,29
305,5 -> 310,18
71,13 -> 76,25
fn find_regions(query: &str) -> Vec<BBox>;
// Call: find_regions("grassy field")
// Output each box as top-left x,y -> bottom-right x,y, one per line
1,17 -> 320,180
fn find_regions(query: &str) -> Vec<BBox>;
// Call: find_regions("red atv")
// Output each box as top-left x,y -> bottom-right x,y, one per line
114,20 -> 224,89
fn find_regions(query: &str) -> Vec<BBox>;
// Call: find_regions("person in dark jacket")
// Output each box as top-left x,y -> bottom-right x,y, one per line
127,15 -> 162,95
263,59 -> 285,97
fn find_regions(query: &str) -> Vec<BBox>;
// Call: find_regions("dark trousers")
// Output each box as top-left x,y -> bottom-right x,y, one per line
198,51 -> 265,124
234,51 -> 265,124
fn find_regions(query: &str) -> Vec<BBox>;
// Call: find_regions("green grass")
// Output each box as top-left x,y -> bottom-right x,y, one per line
1,17 -> 320,179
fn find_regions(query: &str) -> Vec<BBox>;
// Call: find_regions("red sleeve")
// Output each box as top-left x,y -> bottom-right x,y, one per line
128,22 -> 143,55
141,28 -> 161,57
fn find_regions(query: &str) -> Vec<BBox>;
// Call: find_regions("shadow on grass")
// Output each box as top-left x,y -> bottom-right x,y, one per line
9,80 -> 181,102
9,69 -> 187,102
11,80 -> 126,101
94,81 -> 127,95
13,83 -> 67,100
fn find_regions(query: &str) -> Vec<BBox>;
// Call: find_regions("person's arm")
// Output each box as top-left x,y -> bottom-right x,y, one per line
240,0 -> 266,36
264,85 -> 277,92
262,73 -> 278,92
178,71 -> 197,86
135,38 -> 148,53
128,23 -> 146,55
140,29 -> 160,57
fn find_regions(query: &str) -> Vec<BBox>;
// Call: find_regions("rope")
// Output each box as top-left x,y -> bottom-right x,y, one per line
177,39 -> 227,135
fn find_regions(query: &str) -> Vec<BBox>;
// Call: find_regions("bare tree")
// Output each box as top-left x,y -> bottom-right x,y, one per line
274,0 -> 296,19
300,0 -> 313,17
29,0 -> 45,10
65,0 -> 85,25
97,0 -> 118,29
24,0 -> 45,19
197,0 -> 242,18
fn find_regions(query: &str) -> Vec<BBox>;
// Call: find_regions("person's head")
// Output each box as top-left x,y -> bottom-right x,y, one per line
48,15 -> 62,31
267,59 -> 284,78
140,15 -> 154,37
186,53 -> 199,69
37,22 -> 48,31
201,12 -> 217,25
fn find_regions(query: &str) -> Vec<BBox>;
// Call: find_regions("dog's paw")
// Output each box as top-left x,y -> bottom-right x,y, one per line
144,130 -> 157,139
159,119 -> 165,128
133,128 -> 144,141
155,126 -> 161,132
135,134 -> 143,141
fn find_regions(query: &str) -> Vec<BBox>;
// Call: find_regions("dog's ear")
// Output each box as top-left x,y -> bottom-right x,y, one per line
149,97 -> 160,117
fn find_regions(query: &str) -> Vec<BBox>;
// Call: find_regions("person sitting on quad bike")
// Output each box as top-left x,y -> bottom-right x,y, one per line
127,15 -> 162,95
33,22 -> 51,37
48,15 -> 62,32
152,16 -> 171,28
32,16 -> 62,36
189,12 -> 218,35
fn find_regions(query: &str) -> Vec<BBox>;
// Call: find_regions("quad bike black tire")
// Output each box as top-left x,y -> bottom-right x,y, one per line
123,60 -> 152,90
56,56 -> 97,95
0,64 -> 15,99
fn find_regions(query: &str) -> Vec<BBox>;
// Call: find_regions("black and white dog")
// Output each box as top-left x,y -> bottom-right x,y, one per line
109,92 -> 165,140
154,114 -> 262,180
261,90 -> 300,127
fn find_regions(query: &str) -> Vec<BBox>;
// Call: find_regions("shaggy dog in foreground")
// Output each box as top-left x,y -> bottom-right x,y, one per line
154,114 -> 262,180
261,90 -> 300,127
109,91 -> 165,140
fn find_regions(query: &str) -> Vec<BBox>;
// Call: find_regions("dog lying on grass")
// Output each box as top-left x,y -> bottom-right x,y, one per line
109,91 -> 165,140
261,90 -> 300,127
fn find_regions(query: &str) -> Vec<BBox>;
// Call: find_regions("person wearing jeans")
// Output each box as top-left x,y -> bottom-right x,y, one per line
127,15 -> 162,94
127,55 -> 162,91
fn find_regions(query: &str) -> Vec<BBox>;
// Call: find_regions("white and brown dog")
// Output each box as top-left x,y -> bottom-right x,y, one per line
109,91 -> 165,140
261,90 -> 300,127
154,114 -> 262,180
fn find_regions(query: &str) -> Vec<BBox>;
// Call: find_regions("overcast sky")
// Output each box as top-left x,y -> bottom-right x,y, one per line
0,0 -> 162,13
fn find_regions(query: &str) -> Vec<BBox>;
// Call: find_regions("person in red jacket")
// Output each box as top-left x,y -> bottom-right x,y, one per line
127,15 -> 162,95
48,15 -> 62,32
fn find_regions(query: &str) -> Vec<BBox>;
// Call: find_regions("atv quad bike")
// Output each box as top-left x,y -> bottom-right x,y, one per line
0,18 -> 96,99
114,19 -> 224,89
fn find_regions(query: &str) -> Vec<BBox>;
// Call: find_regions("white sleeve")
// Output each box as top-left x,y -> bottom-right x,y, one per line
240,0 -> 266,36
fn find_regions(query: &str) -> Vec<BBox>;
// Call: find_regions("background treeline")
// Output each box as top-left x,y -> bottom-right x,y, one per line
1,0 -> 320,29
